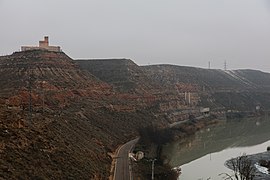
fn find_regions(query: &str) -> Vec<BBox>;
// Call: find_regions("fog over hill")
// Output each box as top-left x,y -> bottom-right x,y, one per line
1,0 -> 270,72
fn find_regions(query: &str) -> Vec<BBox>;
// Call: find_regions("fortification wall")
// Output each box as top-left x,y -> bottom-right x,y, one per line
47,46 -> 61,52
21,46 -> 43,51
21,46 -> 61,52
21,36 -> 61,52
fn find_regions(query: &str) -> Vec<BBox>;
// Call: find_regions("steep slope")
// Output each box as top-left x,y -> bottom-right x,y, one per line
233,69 -> 270,91
141,65 -> 255,91
77,59 -> 270,120
76,60 -> 204,123
0,50 -> 162,179
77,59 -> 172,120
77,59 -> 161,94
1,51 -> 109,88
143,65 -> 270,111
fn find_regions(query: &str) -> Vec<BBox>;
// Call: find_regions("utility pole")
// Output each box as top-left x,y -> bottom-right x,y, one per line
151,159 -> 157,180
208,61 -> 210,69
224,60 -> 227,71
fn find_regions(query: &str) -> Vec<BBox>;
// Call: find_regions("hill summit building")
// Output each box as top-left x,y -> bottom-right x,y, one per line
21,36 -> 61,52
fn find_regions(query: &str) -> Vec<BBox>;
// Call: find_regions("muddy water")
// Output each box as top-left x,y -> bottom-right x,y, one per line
163,116 -> 270,180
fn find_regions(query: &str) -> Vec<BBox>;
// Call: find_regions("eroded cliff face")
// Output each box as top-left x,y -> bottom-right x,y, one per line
77,60 -> 204,124
0,50 -> 113,109
77,60 -> 270,124
0,50 -> 164,179
77,59 -> 162,94
142,65 -> 270,112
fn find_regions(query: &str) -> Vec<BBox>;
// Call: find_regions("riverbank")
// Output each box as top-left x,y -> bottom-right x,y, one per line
226,151 -> 270,180
132,115 -> 221,179
162,115 -> 270,179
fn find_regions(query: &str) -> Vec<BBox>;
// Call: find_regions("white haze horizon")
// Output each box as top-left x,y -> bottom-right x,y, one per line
0,0 -> 270,72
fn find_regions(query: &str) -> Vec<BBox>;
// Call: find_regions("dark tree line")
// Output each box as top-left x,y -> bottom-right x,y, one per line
138,125 -> 174,147
136,125 -> 180,180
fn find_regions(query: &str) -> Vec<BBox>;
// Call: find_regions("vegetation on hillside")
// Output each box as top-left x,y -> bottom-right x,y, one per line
2,50 -> 270,178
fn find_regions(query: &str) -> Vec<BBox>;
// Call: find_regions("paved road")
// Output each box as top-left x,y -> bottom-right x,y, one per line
114,138 -> 139,180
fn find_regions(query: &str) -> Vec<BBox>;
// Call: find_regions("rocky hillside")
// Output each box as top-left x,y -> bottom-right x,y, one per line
233,69 -> 270,91
0,50 -> 163,179
142,65 -> 270,92
77,60 -> 270,117
77,60 -> 200,124
77,59 -> 162,95
2,50 -> 270,179
142,65 -> 270,111
0,50 -> 109,92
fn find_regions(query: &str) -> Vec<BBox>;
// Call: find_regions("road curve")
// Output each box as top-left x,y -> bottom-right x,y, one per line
114,138 -> 139,180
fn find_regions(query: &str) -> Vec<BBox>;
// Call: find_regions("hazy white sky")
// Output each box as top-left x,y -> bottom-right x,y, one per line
0,0 -> 270,71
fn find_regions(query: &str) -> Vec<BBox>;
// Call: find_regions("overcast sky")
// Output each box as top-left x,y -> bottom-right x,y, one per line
1,0 -> 270,71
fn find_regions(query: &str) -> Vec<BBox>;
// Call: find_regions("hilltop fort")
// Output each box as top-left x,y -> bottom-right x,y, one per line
21,36 -> 61,52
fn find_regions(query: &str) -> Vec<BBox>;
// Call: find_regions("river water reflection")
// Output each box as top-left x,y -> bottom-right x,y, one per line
163,116 -> 270,180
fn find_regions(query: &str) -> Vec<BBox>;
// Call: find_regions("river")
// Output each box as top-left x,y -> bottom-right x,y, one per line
162,116 -> 270,180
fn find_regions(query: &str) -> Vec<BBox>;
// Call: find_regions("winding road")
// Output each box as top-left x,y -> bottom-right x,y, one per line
113,138 -> 139,180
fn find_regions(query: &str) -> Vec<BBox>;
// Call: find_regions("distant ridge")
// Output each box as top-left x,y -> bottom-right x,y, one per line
77,59 -> 270,112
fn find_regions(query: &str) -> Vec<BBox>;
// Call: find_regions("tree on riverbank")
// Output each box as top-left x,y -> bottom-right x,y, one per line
221,154 -> 256,180
133,125 -> 179,179
138,125 -> 174,146
137,125 -> 174,161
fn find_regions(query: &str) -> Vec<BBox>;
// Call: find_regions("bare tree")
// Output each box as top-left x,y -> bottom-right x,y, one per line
220,154 -> 256,180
